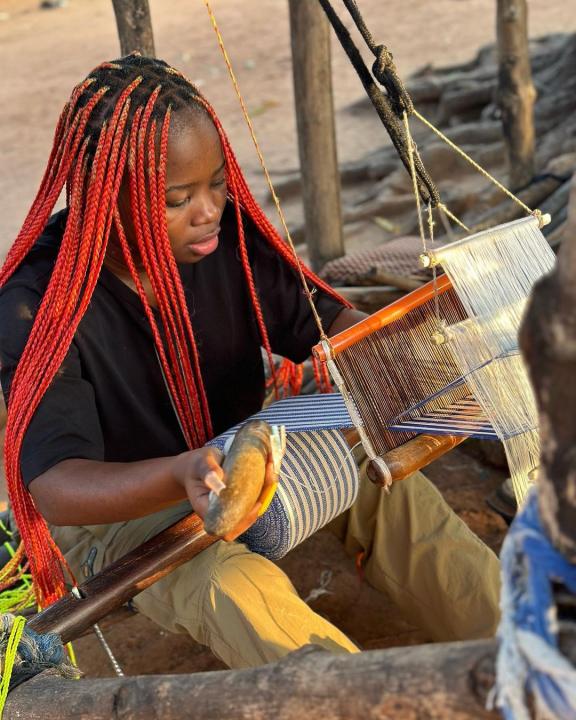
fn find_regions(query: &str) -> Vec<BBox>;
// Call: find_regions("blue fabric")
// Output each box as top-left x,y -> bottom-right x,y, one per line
207,394 -> 354,452
493,489 -> 576,719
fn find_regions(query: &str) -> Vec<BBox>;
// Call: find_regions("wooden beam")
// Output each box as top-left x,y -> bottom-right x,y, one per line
111,0 -> 155,57
29,514 -> 215,643
8,628 -> 576,719
496,0 -> 536,188
288,0 -> 344,271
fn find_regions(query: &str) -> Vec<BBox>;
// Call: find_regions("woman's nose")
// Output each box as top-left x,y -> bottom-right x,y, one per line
192,192 -> 220,226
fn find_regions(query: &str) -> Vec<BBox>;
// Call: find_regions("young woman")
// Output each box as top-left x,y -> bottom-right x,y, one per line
0,54 -> 500,667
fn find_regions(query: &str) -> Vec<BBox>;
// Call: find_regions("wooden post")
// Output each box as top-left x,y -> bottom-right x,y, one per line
288,0 -> 345,271
496,0 -> 536,188
111,0 -> 155,57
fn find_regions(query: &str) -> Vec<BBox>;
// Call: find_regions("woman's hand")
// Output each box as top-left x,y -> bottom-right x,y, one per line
172,447 -> 225,520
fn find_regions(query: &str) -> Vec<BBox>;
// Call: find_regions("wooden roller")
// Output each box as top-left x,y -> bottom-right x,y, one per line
312,274 -> 453,362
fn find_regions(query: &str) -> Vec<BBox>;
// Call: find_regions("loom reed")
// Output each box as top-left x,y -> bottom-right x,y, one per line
334,287 -> 468,457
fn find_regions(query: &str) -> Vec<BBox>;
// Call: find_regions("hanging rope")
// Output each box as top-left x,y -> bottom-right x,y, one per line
316,0 -> 440,207
203,0 -> 334,345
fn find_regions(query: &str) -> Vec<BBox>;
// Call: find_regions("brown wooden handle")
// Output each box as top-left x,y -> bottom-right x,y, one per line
29,514 -> 215,644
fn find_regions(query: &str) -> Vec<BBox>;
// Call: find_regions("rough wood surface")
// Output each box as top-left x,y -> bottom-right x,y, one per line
2,641 -> 499,720
111,0 -> 155,57
520,173 -> 576,559
288,0 -> 344,270
7,628 -> 576,720
496,0 -> 536,188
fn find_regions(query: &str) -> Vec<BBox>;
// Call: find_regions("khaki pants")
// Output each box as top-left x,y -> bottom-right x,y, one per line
50,460 -> 501,669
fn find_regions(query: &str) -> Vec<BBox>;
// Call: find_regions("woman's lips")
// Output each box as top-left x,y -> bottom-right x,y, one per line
188,229 -> 220,257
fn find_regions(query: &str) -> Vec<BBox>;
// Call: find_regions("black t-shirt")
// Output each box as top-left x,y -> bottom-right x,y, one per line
0,203 -> 344,486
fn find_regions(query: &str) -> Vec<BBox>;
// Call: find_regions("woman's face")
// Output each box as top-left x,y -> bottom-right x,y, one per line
163,112 -> 227,264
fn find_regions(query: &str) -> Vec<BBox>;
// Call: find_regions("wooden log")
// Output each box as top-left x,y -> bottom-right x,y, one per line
436,80 -> 496,125
288,0 -> 344,271
496,0 -> 536,188
469,174 -> 562,233
2,640 -> 502,720
111,0 -> 155,57
7,627 -> 576,720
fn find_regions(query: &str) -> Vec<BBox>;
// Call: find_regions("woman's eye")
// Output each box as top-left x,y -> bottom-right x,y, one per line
211,177 -> 226,188
166,197 -> 189,209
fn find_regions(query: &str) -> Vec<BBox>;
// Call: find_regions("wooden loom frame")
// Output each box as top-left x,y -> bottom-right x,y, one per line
313,273 -> 470,485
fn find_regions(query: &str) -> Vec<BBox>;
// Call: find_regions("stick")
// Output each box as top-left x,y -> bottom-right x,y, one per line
28,514 -> 215,644
111,0 -> 155,57
312,274 -> 453,361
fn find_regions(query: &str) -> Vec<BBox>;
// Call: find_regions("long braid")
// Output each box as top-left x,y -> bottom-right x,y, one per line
1,55 -> 349,606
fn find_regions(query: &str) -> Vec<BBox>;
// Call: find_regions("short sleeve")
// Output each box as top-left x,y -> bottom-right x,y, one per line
248,231 -> 346,363
0,285 -> 105,486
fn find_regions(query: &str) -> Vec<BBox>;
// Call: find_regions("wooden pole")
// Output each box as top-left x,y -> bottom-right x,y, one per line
28,514 -> 216,643
496,0 -> 536,188
111,0 -> 155,57
288,0 -> 345,271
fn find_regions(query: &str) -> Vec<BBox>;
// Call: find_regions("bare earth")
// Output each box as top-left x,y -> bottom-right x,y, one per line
0,0 -> 573,678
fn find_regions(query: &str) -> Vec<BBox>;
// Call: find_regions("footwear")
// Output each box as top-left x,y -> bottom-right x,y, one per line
486,477 -> 517,525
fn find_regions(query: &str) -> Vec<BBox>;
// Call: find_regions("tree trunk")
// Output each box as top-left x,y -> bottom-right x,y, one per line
111,0 -> 155,58
3,641 -> 501,720
520,174 -> 576,559
288,0 -> 344,271
8,628 -> 576,720
496,0 -> 536,188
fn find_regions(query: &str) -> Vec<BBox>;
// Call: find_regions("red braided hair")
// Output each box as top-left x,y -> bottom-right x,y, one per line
0,55 -> 350,607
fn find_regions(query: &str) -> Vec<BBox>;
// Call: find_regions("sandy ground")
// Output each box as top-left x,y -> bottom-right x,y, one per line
0,0 -> 573,680
1,0 -> 573,252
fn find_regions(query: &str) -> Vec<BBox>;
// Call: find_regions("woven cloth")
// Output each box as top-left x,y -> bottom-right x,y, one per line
319,235 -> 431,286
239,429 -> 359,559
207,394 -> 354,452
207,396 -> 358,559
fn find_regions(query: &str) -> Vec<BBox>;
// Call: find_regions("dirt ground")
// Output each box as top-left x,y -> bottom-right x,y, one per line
0,0 -> 573,680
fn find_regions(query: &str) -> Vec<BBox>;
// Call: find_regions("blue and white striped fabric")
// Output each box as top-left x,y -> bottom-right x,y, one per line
206,396 -> 358,560
207,394 -> 354,453
238,429 -> 359,559
390,397 -> 498,440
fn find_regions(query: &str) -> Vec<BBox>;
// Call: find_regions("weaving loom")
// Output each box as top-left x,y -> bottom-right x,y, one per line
203,0 -> 557,517
313,214 -> 554,504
